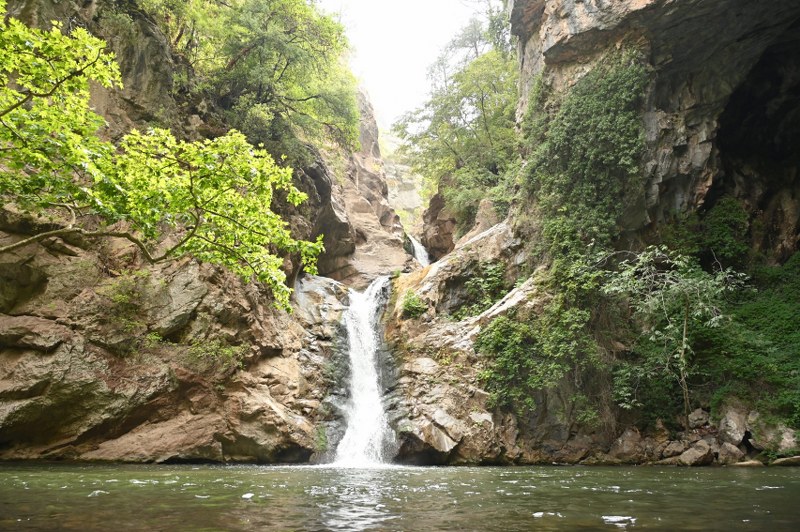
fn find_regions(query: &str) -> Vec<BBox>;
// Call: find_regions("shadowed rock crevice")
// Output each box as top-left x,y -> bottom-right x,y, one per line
715,18 -> 800,260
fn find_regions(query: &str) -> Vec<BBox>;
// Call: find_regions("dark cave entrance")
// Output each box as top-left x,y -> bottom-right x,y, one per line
713,18 -> 800,262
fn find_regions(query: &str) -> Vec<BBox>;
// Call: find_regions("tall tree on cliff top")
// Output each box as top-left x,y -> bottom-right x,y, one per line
0,2 -> 321,310
140,0 -> 359,163
393,0 -> 518,233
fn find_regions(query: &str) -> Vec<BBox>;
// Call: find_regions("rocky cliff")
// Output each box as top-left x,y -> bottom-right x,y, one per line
0,0 -> 410,462
386,222 -> 797,465
385,0 -> 800,465
511,0 -> 800,255
321,93 -> 411,288
4,0 -> 799,467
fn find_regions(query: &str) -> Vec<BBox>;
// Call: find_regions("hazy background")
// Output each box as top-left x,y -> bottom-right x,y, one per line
317,0 -> 487,129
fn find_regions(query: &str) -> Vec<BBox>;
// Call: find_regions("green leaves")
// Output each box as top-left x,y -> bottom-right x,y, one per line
526,50 -> 649,256
452,261 -> 507,319
476,316 -> 543,413
401,290 -> 428,319
0,7 -> 120,205
393,12 -> 519,233
140,0 -> 360,162
602,246 -> 746,426
0,4 -> 322,311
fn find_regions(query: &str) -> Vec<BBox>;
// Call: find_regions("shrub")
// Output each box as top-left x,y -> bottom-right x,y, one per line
452,261 -> 507,319
476,316 -> 572,414
187,339 -> 247,372
401,290 -> 427,319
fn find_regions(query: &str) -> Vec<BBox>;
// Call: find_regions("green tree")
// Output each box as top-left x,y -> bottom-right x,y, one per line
393,5 -> 518,231
0,3 -> 321,310
140,0 -> 359,163
603,246 -> 745,430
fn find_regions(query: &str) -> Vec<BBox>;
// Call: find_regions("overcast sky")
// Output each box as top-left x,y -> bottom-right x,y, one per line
317,0 -> 487,130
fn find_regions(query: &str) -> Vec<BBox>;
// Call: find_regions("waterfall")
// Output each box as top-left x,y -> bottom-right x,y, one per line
408,235 -> 430,267
334,276 -> 393,466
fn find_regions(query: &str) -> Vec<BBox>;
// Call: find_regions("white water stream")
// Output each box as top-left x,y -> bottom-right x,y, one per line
408,235 -> 430,267
334,277 -> 393,466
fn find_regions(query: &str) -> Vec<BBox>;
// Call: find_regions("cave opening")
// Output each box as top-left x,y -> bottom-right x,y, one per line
713,18 -> 800,262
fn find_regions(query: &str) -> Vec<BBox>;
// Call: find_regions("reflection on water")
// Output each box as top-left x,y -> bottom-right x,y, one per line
1,463 -> 799,530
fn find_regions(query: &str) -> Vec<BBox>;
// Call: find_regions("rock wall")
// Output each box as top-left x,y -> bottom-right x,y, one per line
420,191 -> 456,262
383,0 -> 800,465
510,0 -> 800,254
0,217 -> 351,461
322,92 -> 412,287
385,222 -> 798,465
0,0 -> 409,462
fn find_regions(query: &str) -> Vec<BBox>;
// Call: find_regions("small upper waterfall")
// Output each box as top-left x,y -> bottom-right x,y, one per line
408,234 -> 430,267
334,276 -> 394,466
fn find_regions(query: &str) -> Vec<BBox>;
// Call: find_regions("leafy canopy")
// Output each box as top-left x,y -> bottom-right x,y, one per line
0,2 -> 321,310
393,2 -> 519,232
139,0 -> 359,163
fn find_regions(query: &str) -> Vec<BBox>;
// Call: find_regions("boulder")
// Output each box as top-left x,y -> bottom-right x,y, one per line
678,440 -> 715,466
0,315 -> 72,351
609,428 -> 645,463
718,406 -> 748,445
662,440 -> 689,459
689,408 -> 710,429
770,456 -> 800,466
421,192 -> 456,261
717,442 -> 746,465
748,421 -> 798,453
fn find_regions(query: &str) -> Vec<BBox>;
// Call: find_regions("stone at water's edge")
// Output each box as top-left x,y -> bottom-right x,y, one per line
732,460 -> 765,467
717,442 -> 746,466
771,456 -> 800,466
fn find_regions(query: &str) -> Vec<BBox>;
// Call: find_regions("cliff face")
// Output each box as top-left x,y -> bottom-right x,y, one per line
321,92 -> 410,288
511,0 -> 800,255
0,0 -> 409,462
384,0 -> 800,465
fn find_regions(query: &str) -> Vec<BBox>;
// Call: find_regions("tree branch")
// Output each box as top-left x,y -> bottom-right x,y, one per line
0,50 -> 104,119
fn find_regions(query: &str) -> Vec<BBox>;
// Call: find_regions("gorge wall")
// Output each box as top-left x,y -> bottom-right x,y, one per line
510,0 -> 800,254
3,0 -> 799,467
389,0 -> 800,465
0,0 -> 410,462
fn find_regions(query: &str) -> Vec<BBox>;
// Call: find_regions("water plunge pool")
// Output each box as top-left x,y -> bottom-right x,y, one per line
2,463 -> 798,530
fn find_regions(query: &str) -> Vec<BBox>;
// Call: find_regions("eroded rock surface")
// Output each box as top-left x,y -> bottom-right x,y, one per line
511,0 -> 800,254
0,218 -> 350,462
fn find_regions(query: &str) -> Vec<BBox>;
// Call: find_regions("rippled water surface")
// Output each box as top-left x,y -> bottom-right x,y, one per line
1,464 -> 799,530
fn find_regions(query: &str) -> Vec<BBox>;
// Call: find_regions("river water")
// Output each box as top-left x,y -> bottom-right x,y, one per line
1,463 -> 798,530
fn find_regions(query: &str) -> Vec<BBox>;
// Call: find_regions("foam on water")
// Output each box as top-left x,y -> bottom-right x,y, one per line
334,277 -> 393,467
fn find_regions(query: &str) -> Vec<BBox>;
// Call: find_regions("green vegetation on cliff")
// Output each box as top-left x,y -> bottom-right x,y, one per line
393,2 -> 518,233
475,46 -> 799,432
476,50 -> 650,422
0,1 -> 323,309
524,51 -> 649,257
139,0 -> 359,164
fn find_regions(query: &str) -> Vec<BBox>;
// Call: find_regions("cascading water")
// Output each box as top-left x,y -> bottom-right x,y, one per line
334,276 -> 394,466
408,235 -> 430,267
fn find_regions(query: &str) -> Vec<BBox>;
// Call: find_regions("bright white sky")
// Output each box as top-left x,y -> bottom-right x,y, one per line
316,0 -> 486,130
